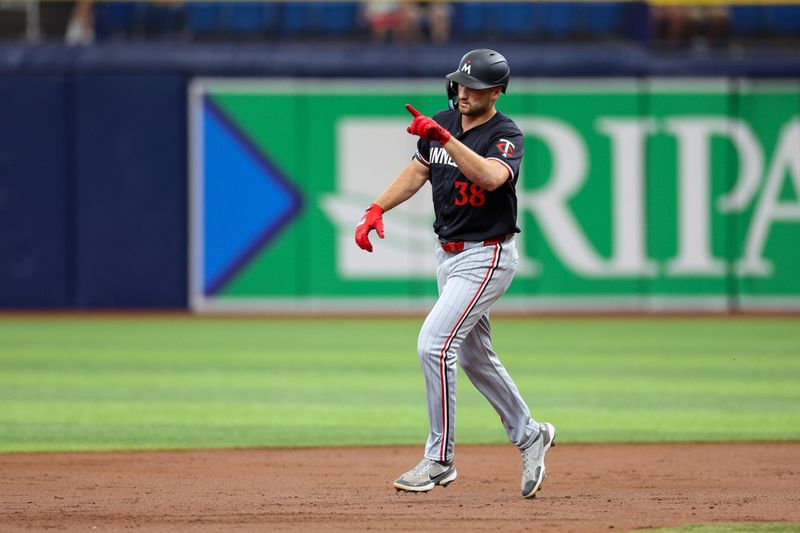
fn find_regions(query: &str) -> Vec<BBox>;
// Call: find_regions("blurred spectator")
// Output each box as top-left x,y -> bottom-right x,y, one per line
361,0 -> 451,43
422,1 -> 452,43
362,0 -> 416,42
362,0 -> 399,42
651,3 -> 730,50
65,0 -> 94,45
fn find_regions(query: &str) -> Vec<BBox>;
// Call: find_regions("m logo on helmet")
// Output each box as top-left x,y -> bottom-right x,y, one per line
461,60 -> 472,75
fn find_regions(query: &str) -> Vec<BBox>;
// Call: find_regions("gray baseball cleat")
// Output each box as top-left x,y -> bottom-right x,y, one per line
520,422 -> 557,498
393,458 -> 457,492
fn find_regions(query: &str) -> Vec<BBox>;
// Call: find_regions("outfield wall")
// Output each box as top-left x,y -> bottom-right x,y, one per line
0,43 -> 798,311
0,73 -> 187,308
192,79 -> 800,313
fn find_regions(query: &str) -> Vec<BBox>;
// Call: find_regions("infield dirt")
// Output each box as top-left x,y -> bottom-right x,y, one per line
1,442 -> 798,531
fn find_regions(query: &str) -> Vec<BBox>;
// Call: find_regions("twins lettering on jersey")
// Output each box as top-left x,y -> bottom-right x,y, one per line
425,140 -> 514,168
429,146 -> 458,168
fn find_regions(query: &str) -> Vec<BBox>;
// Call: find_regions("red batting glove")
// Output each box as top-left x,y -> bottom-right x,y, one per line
405,104 -> 451,146
354,203 -> 385,253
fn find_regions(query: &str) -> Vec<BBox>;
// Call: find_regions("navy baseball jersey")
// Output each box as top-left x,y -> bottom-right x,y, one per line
413,109 -> 524,241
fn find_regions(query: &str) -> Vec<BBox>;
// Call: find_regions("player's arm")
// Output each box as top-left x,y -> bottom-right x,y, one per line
373,158 -> 429,212
440,136 -> 509,192
354,158 -> 429,253
404,104 -> 509,191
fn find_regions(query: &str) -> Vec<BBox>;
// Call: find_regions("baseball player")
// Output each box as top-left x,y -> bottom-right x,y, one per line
354,49 -> 556,499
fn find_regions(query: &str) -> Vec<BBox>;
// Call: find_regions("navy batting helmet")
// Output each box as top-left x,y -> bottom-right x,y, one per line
446,49 -> 511,110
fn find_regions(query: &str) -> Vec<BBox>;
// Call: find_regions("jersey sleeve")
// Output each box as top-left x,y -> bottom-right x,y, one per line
413,137 -> 431,167
485,127 -> 524,183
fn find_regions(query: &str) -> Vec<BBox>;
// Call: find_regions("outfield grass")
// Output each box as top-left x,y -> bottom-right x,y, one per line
642,523 -> 800,532
0,316 -> 798,452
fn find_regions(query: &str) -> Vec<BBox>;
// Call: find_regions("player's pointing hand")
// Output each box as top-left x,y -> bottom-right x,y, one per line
405,104 -> 422,118
354,203 -> 385,253
405,104 -> 451,146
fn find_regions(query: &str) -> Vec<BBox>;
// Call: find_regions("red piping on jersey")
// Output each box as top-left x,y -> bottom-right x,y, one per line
437,243 -> 502,461
487,157 -> 514,180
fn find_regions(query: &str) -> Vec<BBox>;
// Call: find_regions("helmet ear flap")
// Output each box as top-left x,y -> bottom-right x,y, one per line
447,81 -> 458,111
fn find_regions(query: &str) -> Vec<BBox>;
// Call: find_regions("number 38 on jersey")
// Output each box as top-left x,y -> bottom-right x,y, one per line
453,180 -> 486,207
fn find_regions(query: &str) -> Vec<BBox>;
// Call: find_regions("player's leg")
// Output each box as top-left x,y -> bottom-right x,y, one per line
458,313 -> 540,450
456,249 -> 557,498
393,245 -> 461,492
416,243 -> 516,463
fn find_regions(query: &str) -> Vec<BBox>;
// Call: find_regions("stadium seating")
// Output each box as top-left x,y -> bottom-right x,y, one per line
452,2 -> 583,40
497,3 -> 539,38
93,1 -> 136,38
279,1 -> 314,36
450,3 -> 487,38
222,2 -> 280,35
318,2 -> 360,35
539,3 -> 576,38
580,2 -> 622,36
185,2 -> 220,36
90,1 -> 800,45
730,5 -> 764,36
765,5 -> 800,34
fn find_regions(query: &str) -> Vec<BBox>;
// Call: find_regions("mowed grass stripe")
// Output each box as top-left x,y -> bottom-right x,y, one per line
0,317 -> 797,452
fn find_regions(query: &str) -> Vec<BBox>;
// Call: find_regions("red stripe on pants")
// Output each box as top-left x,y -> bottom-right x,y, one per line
437,244 -> 501,460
